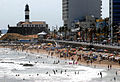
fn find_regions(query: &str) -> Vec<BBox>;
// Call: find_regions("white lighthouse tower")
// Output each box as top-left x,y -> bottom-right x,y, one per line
25,4 -> 30,22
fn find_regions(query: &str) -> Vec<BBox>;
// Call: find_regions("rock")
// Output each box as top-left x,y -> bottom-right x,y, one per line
23,64 -> 34,66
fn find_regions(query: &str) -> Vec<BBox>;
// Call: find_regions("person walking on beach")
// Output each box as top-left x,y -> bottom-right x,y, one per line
48,51 -> 50,55
53,70 -> 56,74
75,71 -> 76,75
65,70 -> 66,72
114,77 -> 116,81
61,70 -> 63,74
52,52 -> 54,56
110,64 -> 112,69
46,72 -> 48,74
116,71 -> 117,76
108,65 -> 109,70
78,71 -> 79,74
100,72 -> 102,78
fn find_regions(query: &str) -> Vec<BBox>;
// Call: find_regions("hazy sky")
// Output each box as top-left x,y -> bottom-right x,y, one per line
0,0 -> 109,30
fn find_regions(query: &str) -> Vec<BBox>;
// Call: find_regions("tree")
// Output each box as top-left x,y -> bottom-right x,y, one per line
64,26 -> 68,39
58,27 -> 62,33
53,29 -> 57,38
85,28 -> 88,41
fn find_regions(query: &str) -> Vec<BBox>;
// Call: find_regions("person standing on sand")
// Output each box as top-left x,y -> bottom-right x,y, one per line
86,60 -> 89,65
90,60 -> 93,65
119,60 -> 120,65
51,52 -> 54,56
48,51 -> 50,55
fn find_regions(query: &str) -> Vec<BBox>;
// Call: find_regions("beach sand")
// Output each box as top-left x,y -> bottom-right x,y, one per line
1,45 -> 120,69
0,45 -> 120,82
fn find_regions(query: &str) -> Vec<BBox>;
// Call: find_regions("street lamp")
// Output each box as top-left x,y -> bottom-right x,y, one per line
110,0 -> 113,43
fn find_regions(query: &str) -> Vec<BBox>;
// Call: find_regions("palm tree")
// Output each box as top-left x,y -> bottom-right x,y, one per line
102,26 -> 109,38
63,26 -> 68,39
58,27 -> 62,33
53,29 -> 57,38
85,28 -> 88,41
97,28 -> 101,43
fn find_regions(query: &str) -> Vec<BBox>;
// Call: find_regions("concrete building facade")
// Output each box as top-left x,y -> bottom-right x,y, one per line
110,0 -> 120,25
109,0 -> 120,42
62,0 -> 102,28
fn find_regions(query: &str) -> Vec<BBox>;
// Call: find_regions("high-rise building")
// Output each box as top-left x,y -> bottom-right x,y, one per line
110,0 -> 120,25
110,0 -> 120,42
62,0 -> 102,28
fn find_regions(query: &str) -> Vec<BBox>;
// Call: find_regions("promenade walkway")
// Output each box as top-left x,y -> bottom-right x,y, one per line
44,39 -> 120,51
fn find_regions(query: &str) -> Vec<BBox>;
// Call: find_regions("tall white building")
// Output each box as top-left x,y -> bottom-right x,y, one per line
62,0 -> 102,28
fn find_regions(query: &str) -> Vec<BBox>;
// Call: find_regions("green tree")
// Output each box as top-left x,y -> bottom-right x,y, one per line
58,27 -> 62,33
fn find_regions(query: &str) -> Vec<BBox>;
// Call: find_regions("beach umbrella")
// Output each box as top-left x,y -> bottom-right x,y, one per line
74,52 -> 77,54
51,47 -> 55,50
72,48 -> 76,51
48,43 -> 52,46
110,54 -> 114,56
115,57 -> 120,60
109,56 -> 114,59
104,49 -> 108,52
79,47 -> 83,50
64,50 -> 67,53
96,49 -> 104,52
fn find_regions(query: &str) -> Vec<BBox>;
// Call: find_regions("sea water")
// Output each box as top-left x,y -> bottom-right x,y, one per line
0,48 -> 119,82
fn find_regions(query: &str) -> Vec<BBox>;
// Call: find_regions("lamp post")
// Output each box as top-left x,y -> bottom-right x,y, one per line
110,0 -> 113,43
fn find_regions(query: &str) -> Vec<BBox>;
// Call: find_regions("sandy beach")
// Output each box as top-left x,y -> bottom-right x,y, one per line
1,44 -> 120,69
0,45 -> 119,82
0,44 -> 120,82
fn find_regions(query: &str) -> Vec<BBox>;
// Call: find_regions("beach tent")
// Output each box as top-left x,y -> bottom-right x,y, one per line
38,31 -> 47,39
37,31 -> 47,35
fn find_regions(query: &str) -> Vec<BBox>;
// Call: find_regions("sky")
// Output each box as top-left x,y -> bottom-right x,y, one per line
0,0 -> 109,30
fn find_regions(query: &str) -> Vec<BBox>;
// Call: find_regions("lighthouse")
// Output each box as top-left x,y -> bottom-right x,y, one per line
7,4 -> 49,35
25,4 -> 30,22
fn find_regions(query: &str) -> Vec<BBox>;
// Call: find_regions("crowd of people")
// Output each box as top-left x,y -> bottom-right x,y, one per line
3,42 -> 120,68
0,42 -> 120,81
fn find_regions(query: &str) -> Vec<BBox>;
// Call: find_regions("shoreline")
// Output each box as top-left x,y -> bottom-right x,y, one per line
1,45 -> 120,70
